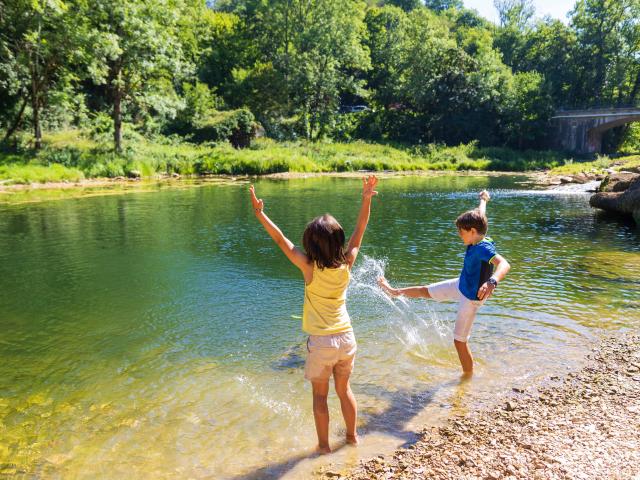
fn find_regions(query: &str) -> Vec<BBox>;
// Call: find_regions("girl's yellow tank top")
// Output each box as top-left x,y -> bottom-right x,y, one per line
302,263 -> 352,335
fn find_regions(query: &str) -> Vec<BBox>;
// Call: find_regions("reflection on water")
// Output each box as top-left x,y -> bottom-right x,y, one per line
0,175 -> 639,479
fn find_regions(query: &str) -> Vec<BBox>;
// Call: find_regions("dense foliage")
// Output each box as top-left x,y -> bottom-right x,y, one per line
1,0 -> 639,154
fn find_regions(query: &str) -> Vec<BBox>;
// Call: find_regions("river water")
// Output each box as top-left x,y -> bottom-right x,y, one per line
0,174 -> 638,479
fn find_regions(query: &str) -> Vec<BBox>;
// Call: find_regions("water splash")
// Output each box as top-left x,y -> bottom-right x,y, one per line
349,256 -> 451,362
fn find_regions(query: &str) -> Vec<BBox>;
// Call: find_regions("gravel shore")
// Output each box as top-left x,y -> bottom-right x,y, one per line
322,334 -> 640,480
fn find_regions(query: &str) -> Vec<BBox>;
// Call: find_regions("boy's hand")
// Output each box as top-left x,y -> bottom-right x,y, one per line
377,277 -> 398,296
249,185 -> 264,215
479,190 -> 490,202
477,281 -> 495,300
362,175 -> 379,199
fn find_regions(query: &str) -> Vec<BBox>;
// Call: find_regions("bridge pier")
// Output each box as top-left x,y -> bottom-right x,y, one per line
551,108 -> 640,154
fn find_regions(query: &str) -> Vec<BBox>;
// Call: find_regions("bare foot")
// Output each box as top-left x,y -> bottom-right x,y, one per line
346,434 -> 359,445
316,445 -> 332,455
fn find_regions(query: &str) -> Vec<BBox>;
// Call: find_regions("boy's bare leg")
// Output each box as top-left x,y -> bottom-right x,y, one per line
334,373 -> 358,445
311,380 -> 331,453
454,340 -> 474,375
377,277 -> 431,299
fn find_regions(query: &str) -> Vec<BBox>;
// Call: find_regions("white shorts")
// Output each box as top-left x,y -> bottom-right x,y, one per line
304,331 -> 357,382
427,278 -> 484,343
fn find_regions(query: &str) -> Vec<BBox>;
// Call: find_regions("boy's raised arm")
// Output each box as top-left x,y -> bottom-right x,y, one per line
478,190 -> 490,216
346,176 -> 378,266
250,185 -> 311,276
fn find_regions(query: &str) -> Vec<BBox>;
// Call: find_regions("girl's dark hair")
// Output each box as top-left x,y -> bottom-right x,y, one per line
303,214 -> 347,269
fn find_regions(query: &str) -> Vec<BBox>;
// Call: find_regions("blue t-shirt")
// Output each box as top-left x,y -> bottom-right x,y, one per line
459,237 -> 497,301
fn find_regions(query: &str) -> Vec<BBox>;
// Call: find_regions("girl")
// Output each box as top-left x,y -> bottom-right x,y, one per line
249,176 -> 378,454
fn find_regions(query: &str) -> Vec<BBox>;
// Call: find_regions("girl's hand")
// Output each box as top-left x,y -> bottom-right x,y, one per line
362,175 -> 379,199
479,190 -> 490,202
249,185 -> 264,215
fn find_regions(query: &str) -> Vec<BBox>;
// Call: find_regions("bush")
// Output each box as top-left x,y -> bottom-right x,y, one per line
192,109 -> 257,148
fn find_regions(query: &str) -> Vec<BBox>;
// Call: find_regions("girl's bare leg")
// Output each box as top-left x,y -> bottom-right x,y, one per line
311,380 -> 331,453
334,373 -> 358,444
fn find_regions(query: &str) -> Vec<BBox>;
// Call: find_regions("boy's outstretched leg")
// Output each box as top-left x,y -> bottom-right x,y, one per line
334,373 -> 358,445
454,340 -> 474,376
311,380 -> 331,454
377,277 -> 431,299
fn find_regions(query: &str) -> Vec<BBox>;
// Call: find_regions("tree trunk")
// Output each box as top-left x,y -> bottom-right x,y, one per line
2,95 -> 28,144
113,87 -> 122,153
31,66 -> 42,150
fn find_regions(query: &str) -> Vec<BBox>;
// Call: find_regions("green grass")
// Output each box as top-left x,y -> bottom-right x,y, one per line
0,129 -> 587,185
0,163 -> 84,184
549,154 -> 640,175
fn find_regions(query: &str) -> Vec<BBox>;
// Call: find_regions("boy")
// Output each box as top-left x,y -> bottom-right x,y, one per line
378,190 -> 510,375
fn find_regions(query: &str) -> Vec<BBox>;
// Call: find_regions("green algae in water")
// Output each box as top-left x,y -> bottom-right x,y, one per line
581,251 -> 640,283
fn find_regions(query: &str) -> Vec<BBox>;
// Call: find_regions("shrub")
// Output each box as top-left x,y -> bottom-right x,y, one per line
192,109 -> 258,148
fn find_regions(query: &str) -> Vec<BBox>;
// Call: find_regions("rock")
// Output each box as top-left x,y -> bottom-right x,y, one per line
505,401 -> 517,412
171,172 -> 181,178
127,169 -> 142,179
113,176 -> 126,181
590,172 -> 640,224
559,176 -> 575,184
598,172 -> 640,193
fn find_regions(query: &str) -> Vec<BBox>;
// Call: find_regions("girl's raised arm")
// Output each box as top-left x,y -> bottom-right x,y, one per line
346,175 -> 378,267
250,186 -> 312,279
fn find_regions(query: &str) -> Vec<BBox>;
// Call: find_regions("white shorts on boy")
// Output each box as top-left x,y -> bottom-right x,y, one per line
427,277 -> 484,343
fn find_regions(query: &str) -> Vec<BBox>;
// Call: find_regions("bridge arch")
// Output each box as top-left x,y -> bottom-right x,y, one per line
551,108 -> 640,154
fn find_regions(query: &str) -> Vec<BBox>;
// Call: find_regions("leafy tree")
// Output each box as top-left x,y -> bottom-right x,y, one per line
227,0 -> 370,139
495,0 -> 534,29
570,0 -> 634,105
424,0 -> 463,12
82,0 -> 194,151
505,71 -> 554,148
0,0 -> 83,148
384,0 -> 422,12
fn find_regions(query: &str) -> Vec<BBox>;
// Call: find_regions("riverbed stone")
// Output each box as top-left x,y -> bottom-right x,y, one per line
325,335 -> 640,480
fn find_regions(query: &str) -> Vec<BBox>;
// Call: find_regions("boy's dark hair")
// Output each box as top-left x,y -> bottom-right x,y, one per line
303,214 -> 347,269
455,208 -> 488,235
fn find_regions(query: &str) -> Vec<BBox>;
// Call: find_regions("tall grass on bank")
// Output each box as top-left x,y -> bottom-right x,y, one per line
0,129 -> 617,185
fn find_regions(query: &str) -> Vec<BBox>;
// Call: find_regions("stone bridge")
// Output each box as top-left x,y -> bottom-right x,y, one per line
550,107 -> 640,154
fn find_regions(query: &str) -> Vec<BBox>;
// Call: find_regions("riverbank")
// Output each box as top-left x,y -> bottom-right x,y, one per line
0,130 -> 573,185
321,334 -> 640,480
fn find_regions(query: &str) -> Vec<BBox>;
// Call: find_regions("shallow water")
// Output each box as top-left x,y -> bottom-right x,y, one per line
0,175 -> 639,479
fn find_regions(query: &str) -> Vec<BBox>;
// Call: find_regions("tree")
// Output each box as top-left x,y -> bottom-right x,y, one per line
424,0 -> 463,12
364,6 -> 408,109
494,0 -> 534,29
0,0 -> 82,148
83,0 -> 194,151
384,0 -> 422,12
226,0 -> 370,139
570,0 -> 633,105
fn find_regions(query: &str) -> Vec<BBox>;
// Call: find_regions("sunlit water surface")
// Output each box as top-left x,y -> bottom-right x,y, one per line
1,175 -> 639,479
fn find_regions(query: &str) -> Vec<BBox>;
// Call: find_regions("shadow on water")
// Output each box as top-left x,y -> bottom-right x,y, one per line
271,344 -> 306,370
226,377 -> 465,480
593,210 -> 639,232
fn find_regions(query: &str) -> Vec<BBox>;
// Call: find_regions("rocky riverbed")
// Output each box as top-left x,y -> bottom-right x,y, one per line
321,335 -> 640,480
